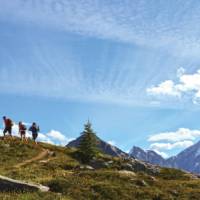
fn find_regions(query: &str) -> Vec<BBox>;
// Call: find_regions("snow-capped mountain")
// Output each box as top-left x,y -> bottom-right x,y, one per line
129,146 -> 165,166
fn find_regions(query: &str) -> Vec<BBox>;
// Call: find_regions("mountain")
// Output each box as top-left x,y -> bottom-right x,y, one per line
130,141 -> 200,174
68,136 -> 200,174
166,140 -> 200,174
129,146 -> 166,166
67,134 -> 128,157
0,137 -> 200,199
68,136 -> 200,175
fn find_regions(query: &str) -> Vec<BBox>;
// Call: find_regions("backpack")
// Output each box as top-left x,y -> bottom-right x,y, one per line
6,119 -> 13,127
21,124 -> 27,131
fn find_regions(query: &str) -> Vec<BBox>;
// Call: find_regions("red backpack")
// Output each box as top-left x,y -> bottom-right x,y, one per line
20,124 -> 27,131
6,119 -> 13,127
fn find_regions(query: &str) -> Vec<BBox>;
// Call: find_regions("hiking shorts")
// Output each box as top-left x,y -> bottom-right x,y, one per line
32,133 -> 38,140
20,131 -> 26,136
3,127 -> 12,135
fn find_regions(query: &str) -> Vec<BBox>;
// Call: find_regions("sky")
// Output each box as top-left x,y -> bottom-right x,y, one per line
1,0 -> 200,158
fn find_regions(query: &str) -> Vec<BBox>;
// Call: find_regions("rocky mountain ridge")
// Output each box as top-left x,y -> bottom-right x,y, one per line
130,141 -> 200,174
67,134 -> 128,157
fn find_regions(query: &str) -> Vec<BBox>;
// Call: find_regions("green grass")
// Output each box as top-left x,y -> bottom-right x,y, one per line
0,138 -> 200,200
0,191 -> 68,200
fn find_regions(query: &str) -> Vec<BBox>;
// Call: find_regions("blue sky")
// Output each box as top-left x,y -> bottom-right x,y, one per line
1,0 -> 200,157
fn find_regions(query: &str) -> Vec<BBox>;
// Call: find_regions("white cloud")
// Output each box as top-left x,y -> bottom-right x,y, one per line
147,68 -> 200,104
147,80 -> 181,97
46,130 -> 74,146
107,140 -> 116,146
38,134 -> 54,145
47,130 -> 67,141
150,141 -> 194,151
152,149 -> 169,159
0,122 -> 72,146
178,70 -> 200,92
125,150 -> 130,154
148,128 -> 200,157
148,128 -> 200,142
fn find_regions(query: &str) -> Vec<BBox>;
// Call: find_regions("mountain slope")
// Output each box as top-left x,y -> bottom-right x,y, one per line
130,141 -> 200,174
67,135 -> 128,157
129,146 -> 165,166
166,140 -> 200,174
1,137 -> 200,199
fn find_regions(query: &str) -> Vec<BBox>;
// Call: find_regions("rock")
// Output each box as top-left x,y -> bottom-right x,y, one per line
131,159 -> 160,175
149,176 -> 157,182
107,161 -> 114,164
39,160 -> 49,164
0,175 -> 49,192
118,170 -> 136,177
132,161 -> 147,172
103,162 -> 110,167
121,163 -> 134,171
2,144 -> 10,148
170,189 -> 178,196
85,165 -> 94,170
80,165 -> 94,170
129,146 -> 166,166
89,160 -> 109,169
135,180 -> 148,187
48,151 -> 56,157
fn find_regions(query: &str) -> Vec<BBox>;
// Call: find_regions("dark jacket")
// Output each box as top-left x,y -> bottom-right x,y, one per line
29,125 -> 40,134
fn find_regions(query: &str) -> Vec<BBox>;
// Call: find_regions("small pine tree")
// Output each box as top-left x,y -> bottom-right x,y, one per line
78,121 -> 99,163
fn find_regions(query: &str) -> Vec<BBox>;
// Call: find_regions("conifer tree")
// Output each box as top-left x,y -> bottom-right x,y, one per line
78,121 -> 99,163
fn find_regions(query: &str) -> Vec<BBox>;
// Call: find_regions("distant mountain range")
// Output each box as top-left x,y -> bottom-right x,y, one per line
67,135 -> 128,158
130,141 -> 200,174
67,135 -> 200,174
129,146 -> 166,166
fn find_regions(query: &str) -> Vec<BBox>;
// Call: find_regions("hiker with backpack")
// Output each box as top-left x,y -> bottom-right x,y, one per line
18,121 -> 27,142
29,122 -> 40,144
3,116 -> 13,138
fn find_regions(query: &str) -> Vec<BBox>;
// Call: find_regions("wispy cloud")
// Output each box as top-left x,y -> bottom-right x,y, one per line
1,1 -> 200,106
1,0 -> 200,57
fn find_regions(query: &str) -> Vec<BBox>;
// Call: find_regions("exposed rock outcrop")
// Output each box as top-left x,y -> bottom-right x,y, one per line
0,175 -> 49,192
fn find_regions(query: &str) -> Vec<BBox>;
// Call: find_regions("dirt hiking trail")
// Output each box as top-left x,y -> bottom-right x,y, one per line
15,148 -> 50,168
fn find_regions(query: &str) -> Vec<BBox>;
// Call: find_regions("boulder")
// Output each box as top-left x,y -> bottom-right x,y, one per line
0,175 -> 49,192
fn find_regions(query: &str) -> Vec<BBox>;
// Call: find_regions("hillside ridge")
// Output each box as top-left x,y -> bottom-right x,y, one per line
0,137 -> 200,199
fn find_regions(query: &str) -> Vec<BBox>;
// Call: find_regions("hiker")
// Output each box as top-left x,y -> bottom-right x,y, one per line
3,116 -> 13,138
29,122 -> 40,144
18,121 -> 27,141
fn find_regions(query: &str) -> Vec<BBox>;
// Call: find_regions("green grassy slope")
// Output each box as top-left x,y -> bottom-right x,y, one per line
0,138 -> 200,200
